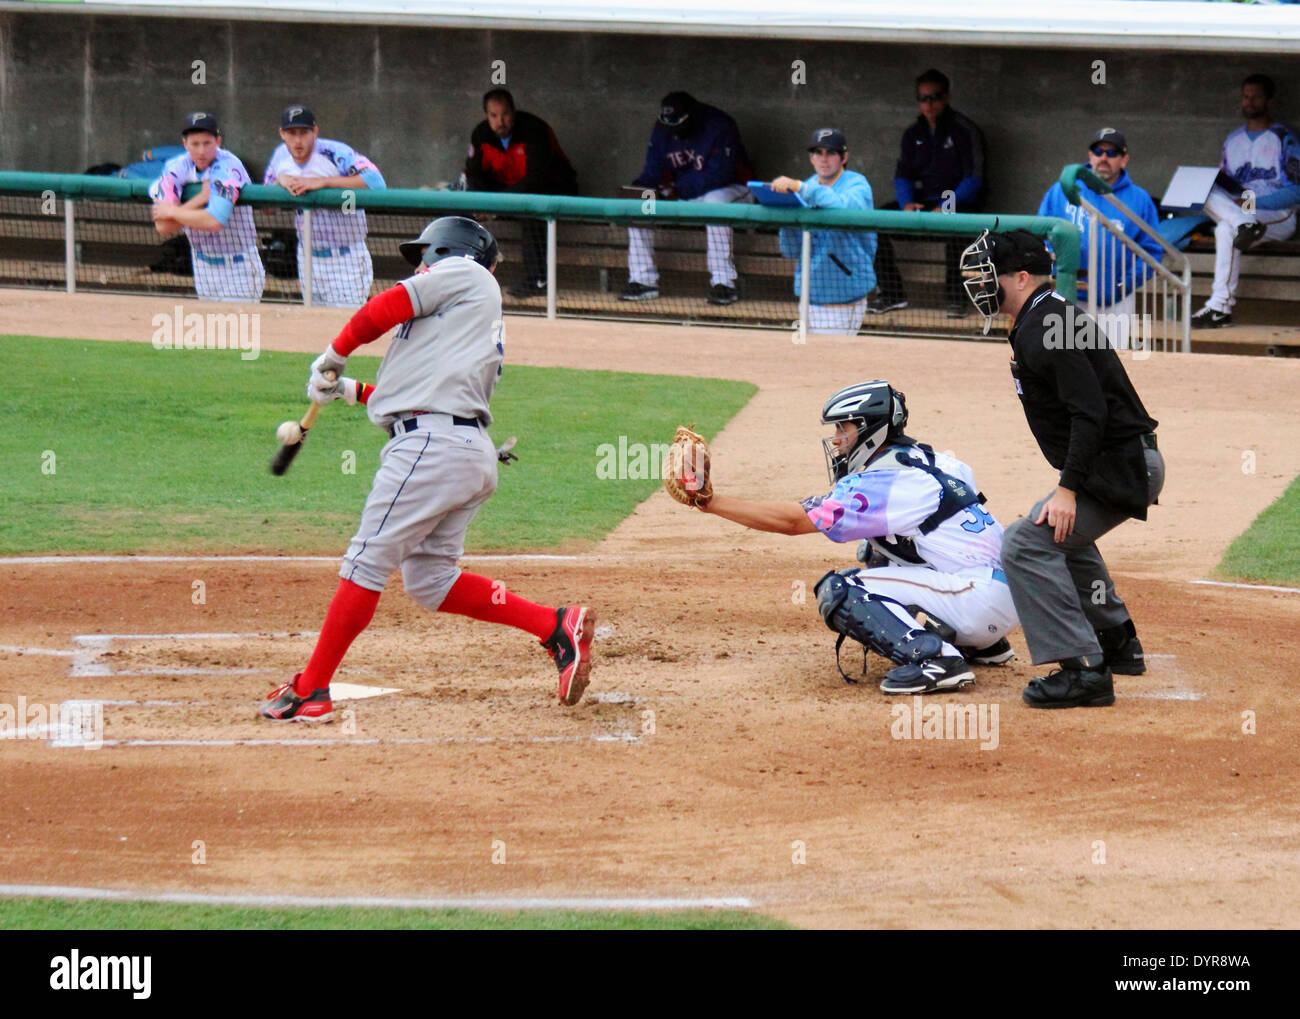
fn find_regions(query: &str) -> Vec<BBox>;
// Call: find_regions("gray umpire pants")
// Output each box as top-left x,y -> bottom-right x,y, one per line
1001,447 -> 1165,665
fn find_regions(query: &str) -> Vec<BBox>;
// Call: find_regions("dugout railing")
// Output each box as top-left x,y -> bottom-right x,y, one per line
1059,165 -> 1192,354
0,171 -> 1085,342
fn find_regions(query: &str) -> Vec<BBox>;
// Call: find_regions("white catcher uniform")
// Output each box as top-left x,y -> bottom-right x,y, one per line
149,147 -> 265,302
802,443 -> 1019,653
340,256 -> 505,607
264,138 -> 385,307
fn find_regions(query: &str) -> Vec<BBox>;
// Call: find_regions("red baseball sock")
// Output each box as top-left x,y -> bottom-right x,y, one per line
437,571 -> 557,640
296,579 -> 381,694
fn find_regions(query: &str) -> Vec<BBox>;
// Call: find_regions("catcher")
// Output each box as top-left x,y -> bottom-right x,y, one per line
664,381 -> 1020,694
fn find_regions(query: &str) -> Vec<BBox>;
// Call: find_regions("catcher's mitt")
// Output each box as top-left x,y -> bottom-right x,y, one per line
662,425 -> 714,508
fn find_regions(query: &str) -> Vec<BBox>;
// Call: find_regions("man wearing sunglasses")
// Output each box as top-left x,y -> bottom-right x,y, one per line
869,68 -> 986,318
1191,73 -> 1300,329
1037,128 -> 1162,349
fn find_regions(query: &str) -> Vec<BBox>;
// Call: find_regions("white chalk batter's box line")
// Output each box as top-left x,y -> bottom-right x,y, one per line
0,884 -> 753,912
0,631 -> 642,749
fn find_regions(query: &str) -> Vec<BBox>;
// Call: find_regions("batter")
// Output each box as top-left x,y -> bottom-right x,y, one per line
261,217 -> 595,722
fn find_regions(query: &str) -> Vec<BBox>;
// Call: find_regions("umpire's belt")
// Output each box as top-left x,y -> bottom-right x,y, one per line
389,412 -> 483,438
1140,432 -> 1158,450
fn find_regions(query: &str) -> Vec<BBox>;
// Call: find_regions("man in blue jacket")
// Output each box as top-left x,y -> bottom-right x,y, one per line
623,91 -> 753,306
1037,128 -> 1163,349
770,128 -> 877,334
869,69 -> 986,318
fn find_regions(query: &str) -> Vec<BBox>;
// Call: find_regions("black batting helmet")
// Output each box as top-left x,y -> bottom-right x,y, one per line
400,216 -> 499,270
820,380 -> 909,483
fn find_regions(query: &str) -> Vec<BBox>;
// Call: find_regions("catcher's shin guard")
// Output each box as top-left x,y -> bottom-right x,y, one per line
814,570 -> 944,683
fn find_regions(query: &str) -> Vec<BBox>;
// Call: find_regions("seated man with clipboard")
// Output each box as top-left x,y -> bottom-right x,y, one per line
762,128 -> 877,335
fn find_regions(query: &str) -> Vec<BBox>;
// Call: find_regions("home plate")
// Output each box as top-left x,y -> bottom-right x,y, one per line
331,682 -> 401,701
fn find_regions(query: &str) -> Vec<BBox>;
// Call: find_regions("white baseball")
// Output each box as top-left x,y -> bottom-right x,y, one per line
276,420 -> 302,445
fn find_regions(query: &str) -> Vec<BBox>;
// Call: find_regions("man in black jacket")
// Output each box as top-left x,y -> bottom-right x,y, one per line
960,229 -> 1165,709
870,69 -> 986,318
464,89 -> 579,298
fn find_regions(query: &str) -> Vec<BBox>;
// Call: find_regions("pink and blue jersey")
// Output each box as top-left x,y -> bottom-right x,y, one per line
801,447 -> 1004,575
264,138 -> 386,248
148,147 -> 259,256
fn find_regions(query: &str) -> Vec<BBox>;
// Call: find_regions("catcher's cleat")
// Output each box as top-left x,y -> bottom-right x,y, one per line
541,606 -> 595,706
960,637 -> 1016,666
1022,664 -> 1114,709
260,675 -> 334,723
880,655 -> 975,696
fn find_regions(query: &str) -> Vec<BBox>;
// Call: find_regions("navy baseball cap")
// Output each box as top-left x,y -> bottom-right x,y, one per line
181,112 -> 220,136
281,105 -> 317,129
659,92 -> 696,127
986,230 -> 1055,276
807,127 -> 847,152
1089,127 -> 1128,153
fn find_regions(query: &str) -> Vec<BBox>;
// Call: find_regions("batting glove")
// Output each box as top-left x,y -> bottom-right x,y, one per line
308,345 -> 348,401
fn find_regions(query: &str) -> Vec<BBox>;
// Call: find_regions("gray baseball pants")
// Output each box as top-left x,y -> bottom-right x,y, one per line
1001,447 -> 1165,665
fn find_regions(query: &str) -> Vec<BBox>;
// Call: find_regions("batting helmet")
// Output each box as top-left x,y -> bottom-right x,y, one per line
400,216 -> 500,270
820,381 -> 909,483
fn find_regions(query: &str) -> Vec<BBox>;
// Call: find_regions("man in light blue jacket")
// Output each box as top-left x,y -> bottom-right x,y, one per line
771,128 -> 877,334
1037,128 -> 1163,348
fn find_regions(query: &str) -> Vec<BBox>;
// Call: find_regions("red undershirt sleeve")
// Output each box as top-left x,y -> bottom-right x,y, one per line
331,284 -> 414,356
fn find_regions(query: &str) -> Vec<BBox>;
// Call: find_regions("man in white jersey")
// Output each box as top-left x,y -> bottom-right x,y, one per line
1191,74 -> 1300,328
681,380 -> 1018,695
264,105 -> 386,307
260,217 -> 595,722
149,112 -> 265,302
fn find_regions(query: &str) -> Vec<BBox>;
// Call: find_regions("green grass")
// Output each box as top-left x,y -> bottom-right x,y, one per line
1217,473 -> 1300,587
0,897 -> 787,930
1,335 -> 754,554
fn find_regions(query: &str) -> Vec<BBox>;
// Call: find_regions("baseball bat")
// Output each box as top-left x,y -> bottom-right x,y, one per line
270,369 -> 335,476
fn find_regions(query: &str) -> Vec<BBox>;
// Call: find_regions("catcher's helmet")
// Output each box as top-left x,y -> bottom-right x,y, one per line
820,380 -> 909,484
400,216 -> 499,270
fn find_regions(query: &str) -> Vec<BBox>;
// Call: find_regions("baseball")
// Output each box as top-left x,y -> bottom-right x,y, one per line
276,420 -> 302,445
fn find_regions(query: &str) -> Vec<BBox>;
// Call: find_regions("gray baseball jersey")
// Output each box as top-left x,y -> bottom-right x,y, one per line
366,256 -> 505,428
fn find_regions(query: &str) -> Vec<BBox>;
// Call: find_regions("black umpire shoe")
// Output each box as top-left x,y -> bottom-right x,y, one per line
1022,659 -> 1115,708
1097,619 -> 1145,675
880,656 -> 975,695
959,637 -> 1016,665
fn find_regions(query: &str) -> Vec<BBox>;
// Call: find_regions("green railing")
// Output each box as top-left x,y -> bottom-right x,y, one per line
0,171 -> 1082,299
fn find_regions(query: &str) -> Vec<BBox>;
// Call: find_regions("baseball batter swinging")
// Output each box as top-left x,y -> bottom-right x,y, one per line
261,216 -> 595,722
669,381 -> 1019,695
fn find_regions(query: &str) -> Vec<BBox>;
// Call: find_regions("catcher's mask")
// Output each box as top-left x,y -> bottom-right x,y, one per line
959,228 -> 1055,334
820,381 -> 909,484
400,216 -> 500,271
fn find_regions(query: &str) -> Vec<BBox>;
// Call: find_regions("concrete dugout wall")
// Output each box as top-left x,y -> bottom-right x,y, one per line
1,10 -> 1297,214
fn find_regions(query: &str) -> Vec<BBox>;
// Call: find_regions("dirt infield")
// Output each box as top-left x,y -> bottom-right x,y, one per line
2,290 -> 1299,928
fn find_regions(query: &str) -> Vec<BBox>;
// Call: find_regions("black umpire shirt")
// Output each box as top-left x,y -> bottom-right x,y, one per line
1008,283 -> 1158,518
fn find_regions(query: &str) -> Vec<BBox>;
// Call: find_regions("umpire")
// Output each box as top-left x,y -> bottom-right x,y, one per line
960,229 -> 1164,708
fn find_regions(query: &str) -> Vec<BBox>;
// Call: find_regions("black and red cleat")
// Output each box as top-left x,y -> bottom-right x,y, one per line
541,606 -> 595,706
260,674 -> 334,723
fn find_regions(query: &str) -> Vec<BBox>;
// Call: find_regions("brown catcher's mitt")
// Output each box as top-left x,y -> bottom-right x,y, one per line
662,425 -> 713,507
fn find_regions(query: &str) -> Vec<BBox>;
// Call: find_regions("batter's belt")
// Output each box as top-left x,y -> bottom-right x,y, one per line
389,411 -> 484,438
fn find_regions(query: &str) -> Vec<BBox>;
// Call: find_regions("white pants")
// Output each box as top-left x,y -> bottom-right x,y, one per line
192,247 -> 265,303
298,242 -> 374,308
1097,291 -> 1135,350
1203,186 -> 1297,311
809,299 -> 868,335
627,183 -> 751,287
848,565 -> 1019,657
